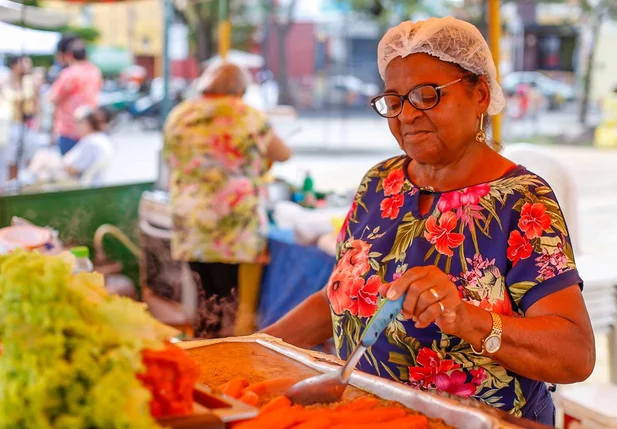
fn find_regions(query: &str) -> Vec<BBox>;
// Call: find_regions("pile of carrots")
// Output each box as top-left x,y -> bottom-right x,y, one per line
218,377 -> 430,429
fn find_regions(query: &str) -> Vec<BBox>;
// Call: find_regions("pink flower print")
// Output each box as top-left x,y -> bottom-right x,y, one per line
469,367 -> 487,386
183,157 -> 202,174
434,370 -> 477,397
437,191 -> 462,213
213,116 -> 234,127
460,184 -> 491,205
438,184 -> 490,213
408,348 -> 461,389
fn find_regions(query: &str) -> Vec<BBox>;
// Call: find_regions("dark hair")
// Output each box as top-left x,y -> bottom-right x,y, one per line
68,39 -> 87,61
6,55 -> 26,69
96,107 -> 112,125
57,35 -> 77,54
80,108 -> 109,132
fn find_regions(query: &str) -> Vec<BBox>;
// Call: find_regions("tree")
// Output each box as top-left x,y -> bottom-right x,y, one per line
263,0 -> 298,106
179,0 -> 253,64
336,0 -> 424,27
578,0 -> 617,125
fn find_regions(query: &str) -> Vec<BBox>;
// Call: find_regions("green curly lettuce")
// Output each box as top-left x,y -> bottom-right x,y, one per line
0,251 -> 178,429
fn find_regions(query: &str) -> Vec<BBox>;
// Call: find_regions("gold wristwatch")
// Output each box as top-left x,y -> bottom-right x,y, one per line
471,312 -> 503,355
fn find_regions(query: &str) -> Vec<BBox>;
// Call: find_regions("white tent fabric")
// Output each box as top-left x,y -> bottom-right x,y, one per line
0,0 -> 71,28
0,22 -> 61,55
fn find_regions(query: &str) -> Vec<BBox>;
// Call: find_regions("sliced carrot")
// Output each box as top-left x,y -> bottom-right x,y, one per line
331,414 -> 428,429
260,395 -> 293,414
242,377 -> 297,397
238,390 -> 260,407
329,408 -> 408,425
220,378 -> 250,399
336,397 -> 380,411
389,415 -> 429,429
292,416 -> 332,429
235,405 -> 307,429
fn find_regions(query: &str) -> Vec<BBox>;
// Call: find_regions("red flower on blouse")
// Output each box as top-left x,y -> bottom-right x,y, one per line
349,275 -> 382,318
424,212 -> 465,257
518,202 -> 552,239
506,230 -> 533,266
408,348 -> 460,388
383,168 -> 405,196
380,194 -> 405,219
326,270 -> 362,315
339,240 -> 371,277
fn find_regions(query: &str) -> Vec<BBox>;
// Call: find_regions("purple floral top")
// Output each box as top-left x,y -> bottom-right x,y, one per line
328,155 -> 582,417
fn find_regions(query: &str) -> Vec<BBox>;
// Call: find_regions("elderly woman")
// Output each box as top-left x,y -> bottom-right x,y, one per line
164,62 -> 291,337
264,17 -> 594,425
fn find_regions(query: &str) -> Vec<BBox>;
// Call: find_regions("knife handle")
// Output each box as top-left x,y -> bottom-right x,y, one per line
361,297 -> 404,348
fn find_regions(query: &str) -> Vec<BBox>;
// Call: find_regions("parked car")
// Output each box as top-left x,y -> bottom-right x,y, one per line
327,75 -> 380,107
502,71 -> 576,110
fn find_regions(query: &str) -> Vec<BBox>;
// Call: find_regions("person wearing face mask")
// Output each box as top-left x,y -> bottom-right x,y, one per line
263,17 -> 594,426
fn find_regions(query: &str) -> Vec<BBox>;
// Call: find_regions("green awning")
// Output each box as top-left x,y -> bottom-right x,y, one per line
88,46 -> 134,76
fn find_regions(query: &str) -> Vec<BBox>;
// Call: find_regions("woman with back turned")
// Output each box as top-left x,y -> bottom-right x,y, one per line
164,62 -> 292,338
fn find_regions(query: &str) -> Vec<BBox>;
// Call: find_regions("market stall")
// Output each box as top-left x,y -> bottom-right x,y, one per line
0,245 -> 558,428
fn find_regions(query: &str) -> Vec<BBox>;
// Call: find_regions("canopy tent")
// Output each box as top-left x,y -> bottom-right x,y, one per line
0,21 -> 61,55
0,0 -> 72,28
88,45 -> 135,76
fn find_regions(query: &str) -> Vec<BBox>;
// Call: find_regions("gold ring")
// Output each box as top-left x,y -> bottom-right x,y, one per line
438,301 -> 445,314
429,288 -> 439,300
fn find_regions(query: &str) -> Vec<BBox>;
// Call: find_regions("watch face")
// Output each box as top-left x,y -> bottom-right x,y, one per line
485,335 -> 502,354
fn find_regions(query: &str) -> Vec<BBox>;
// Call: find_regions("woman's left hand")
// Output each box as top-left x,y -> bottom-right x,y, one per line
379,265 -> 469,335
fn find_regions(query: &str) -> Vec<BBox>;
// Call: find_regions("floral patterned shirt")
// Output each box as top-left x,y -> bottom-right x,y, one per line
164,96 -> 273,263
328,155 -> 582,417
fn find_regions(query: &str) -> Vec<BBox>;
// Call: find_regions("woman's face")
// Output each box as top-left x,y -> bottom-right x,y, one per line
384,53 -> 490,165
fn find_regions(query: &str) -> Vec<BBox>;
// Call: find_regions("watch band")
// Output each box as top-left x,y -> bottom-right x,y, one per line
471,311 -> 502,355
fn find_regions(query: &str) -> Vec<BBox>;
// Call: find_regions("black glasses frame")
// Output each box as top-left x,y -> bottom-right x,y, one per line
370,78 -> 463,118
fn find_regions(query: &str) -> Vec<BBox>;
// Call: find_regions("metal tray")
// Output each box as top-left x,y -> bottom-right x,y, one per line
179,334 -> 511,429
156,383 -> 258,428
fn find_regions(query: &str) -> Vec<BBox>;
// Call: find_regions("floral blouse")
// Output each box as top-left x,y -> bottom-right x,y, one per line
328,155 -> 582,417
164,96 -> 273,263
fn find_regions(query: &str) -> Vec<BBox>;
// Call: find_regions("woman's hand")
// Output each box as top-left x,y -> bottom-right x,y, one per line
379,266 -> 471,335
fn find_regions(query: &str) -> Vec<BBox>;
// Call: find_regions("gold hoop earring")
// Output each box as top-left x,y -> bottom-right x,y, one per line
476,113 -> 486,143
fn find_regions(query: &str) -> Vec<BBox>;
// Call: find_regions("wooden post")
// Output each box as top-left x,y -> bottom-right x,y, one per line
487,0 -> 502,143
218,0 -> 231,60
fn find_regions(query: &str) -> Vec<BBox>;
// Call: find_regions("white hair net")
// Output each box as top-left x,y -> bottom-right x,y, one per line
378,16 -> 505,115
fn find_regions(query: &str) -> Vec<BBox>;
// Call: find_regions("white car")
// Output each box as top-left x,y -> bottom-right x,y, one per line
502,71 -> 576,108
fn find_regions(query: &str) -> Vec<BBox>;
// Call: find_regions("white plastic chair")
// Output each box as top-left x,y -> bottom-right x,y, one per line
503,143 -> 617,382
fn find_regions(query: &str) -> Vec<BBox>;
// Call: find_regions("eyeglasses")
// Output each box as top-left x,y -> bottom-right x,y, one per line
370,78 -> 463,118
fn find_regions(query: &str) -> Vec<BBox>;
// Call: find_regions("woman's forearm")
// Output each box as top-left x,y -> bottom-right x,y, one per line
457,302 -> 595,384
261,289 -> 333,349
